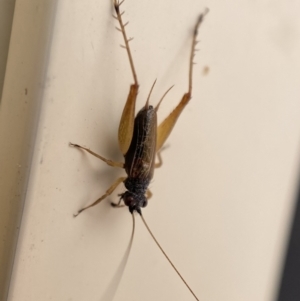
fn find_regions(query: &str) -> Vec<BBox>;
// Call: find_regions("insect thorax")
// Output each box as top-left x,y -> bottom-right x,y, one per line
124,177 -> 150,194
121,177 -> 150,213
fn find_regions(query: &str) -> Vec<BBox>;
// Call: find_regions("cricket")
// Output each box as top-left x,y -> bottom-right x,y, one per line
70,0 -> 208,300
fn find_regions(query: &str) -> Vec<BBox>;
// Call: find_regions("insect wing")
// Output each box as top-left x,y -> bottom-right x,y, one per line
124,106 -> 157,181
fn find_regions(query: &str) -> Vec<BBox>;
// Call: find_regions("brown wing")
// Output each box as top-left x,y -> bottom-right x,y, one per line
124,106 -> 157,181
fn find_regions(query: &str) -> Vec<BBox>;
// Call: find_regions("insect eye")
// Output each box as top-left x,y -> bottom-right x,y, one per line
141,198 -> 148,208
123,192 -> 135,207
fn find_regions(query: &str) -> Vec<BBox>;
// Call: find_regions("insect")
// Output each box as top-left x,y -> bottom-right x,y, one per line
70,1 -> 208,300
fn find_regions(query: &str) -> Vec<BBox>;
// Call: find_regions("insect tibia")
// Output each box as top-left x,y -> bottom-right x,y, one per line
114,4 -> 119,14
113,0 -> 125,14
199,8 -> 209,21
188,8 -> 209,95
73,209 -> 84,218
194,8 -> 209,36
113,0 -> 138,85
114,0 -> 126,15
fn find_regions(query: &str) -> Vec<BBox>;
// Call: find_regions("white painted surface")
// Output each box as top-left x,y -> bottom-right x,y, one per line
3,0 -> 300,301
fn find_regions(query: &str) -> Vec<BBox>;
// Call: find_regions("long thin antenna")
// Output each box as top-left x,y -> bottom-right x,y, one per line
139,213 -> 199,301
100,213 -> 136,300
130,213 -> 136,245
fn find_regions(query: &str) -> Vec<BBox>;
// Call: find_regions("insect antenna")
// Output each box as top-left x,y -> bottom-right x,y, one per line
139,213 -> 199,301
101,213 -> 136,300
129,212 -> 136,248
127,213 -> 135,257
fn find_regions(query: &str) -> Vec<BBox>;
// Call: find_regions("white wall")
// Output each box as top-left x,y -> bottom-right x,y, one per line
1,0 -> 300,301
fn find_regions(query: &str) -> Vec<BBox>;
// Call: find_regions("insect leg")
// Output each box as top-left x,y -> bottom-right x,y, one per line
156,9 -> 208,152
154,150 -> 163,168
118,84 -> 138,155
146,189 -> 152,199
113,0 -> 139,155
154,145 -> 169,168
111,194 -> 125,208
111,202 -> 125,208
69,143 -> 124,168
74,176 -> 127,217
